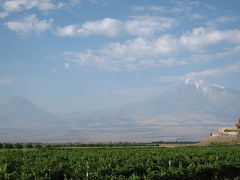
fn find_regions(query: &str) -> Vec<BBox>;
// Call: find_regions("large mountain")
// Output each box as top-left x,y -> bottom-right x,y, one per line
0,79 -> 240,142
122,78 -> 240,119
64,79 -> 240,142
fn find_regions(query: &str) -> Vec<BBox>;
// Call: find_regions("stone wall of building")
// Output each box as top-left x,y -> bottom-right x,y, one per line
210,119 -> 240,137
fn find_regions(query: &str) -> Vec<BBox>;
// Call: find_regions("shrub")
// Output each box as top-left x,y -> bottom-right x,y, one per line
25,143 -> 33,148
14,143 -> 23,149
4,143 -> 13,149
34,144 -> 42,149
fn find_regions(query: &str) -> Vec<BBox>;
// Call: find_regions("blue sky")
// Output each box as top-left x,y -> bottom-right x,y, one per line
0,0 -> 240,113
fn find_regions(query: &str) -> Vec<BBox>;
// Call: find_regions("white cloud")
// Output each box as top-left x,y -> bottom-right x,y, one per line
206,16 -> 238,29
4,14 -> 52,35
57,25 -> 78,37
57,18 -> 122,37
113,86 -> 169,98
50,69 -> 57,73
64,63 -> 70,69
179,28 -> 240,50
57,15 -> 176,37
228,61 -> 240,73
189,45 -> 240,63
58,25 -> 240,50
0,11 -> 8,18
78,18 -> 122,37
0,75 -> 11,85
1,0 -> 64,17
125,15 -> 176,37
70,0 -> 81,4
185,62 -> 240,79
63,36 -> 186,71
156,62 -> 240,82
133,5 -> 187,14
185,69 -> 223,79
62,27 -> 240,71
191,13 -> 204,20
170,7 -> 185,14
155,76 -> 183,83
216,16 -> 237,24
133,6 -> 167,13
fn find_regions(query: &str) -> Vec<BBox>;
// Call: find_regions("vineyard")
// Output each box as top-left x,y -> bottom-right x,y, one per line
0,146 -> 240,179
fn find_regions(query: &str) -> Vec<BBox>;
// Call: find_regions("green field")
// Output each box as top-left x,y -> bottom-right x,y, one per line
0,146 -> 240,179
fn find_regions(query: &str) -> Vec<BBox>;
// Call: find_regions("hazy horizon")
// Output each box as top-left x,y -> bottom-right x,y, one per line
1,78 -> 240,115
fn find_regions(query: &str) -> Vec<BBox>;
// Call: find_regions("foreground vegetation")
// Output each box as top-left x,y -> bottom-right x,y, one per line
0,142 -> 198,149
0,146 -> 240,179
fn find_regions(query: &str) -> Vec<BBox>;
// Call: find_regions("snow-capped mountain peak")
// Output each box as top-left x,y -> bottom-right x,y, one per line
184,78 -> 204,89
184,78 -> 225,89
184,78 -> 225,96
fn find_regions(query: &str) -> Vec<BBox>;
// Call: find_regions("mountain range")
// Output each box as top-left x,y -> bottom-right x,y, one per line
0,79 -> 240,143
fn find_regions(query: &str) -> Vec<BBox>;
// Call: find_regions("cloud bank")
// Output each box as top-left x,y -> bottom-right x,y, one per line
57,15 -> 176,37
4,14 -> 52,35
156,62 -> 240,82
63,27 -> 240,71
0,0 -> 64,18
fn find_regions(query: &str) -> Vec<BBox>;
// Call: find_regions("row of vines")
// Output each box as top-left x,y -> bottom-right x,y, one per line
0,146 -> 240,179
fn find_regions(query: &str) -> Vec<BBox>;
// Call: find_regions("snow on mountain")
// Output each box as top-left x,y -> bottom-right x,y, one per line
183,79 -> 240,117
184,78 -> 225,95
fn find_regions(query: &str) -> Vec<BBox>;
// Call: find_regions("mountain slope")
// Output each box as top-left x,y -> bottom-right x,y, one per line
63,79 -> 240,141
67,79 -> 240,125
119,79 -> 240,118
0,96 -> 60,128
182,79 -> 240,118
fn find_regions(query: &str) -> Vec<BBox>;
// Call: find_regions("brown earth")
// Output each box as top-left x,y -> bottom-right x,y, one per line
196,135 -> 240,146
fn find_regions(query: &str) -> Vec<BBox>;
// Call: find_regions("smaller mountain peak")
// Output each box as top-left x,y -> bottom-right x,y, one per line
8,96 -> 35,107
12,96 -> 29,102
